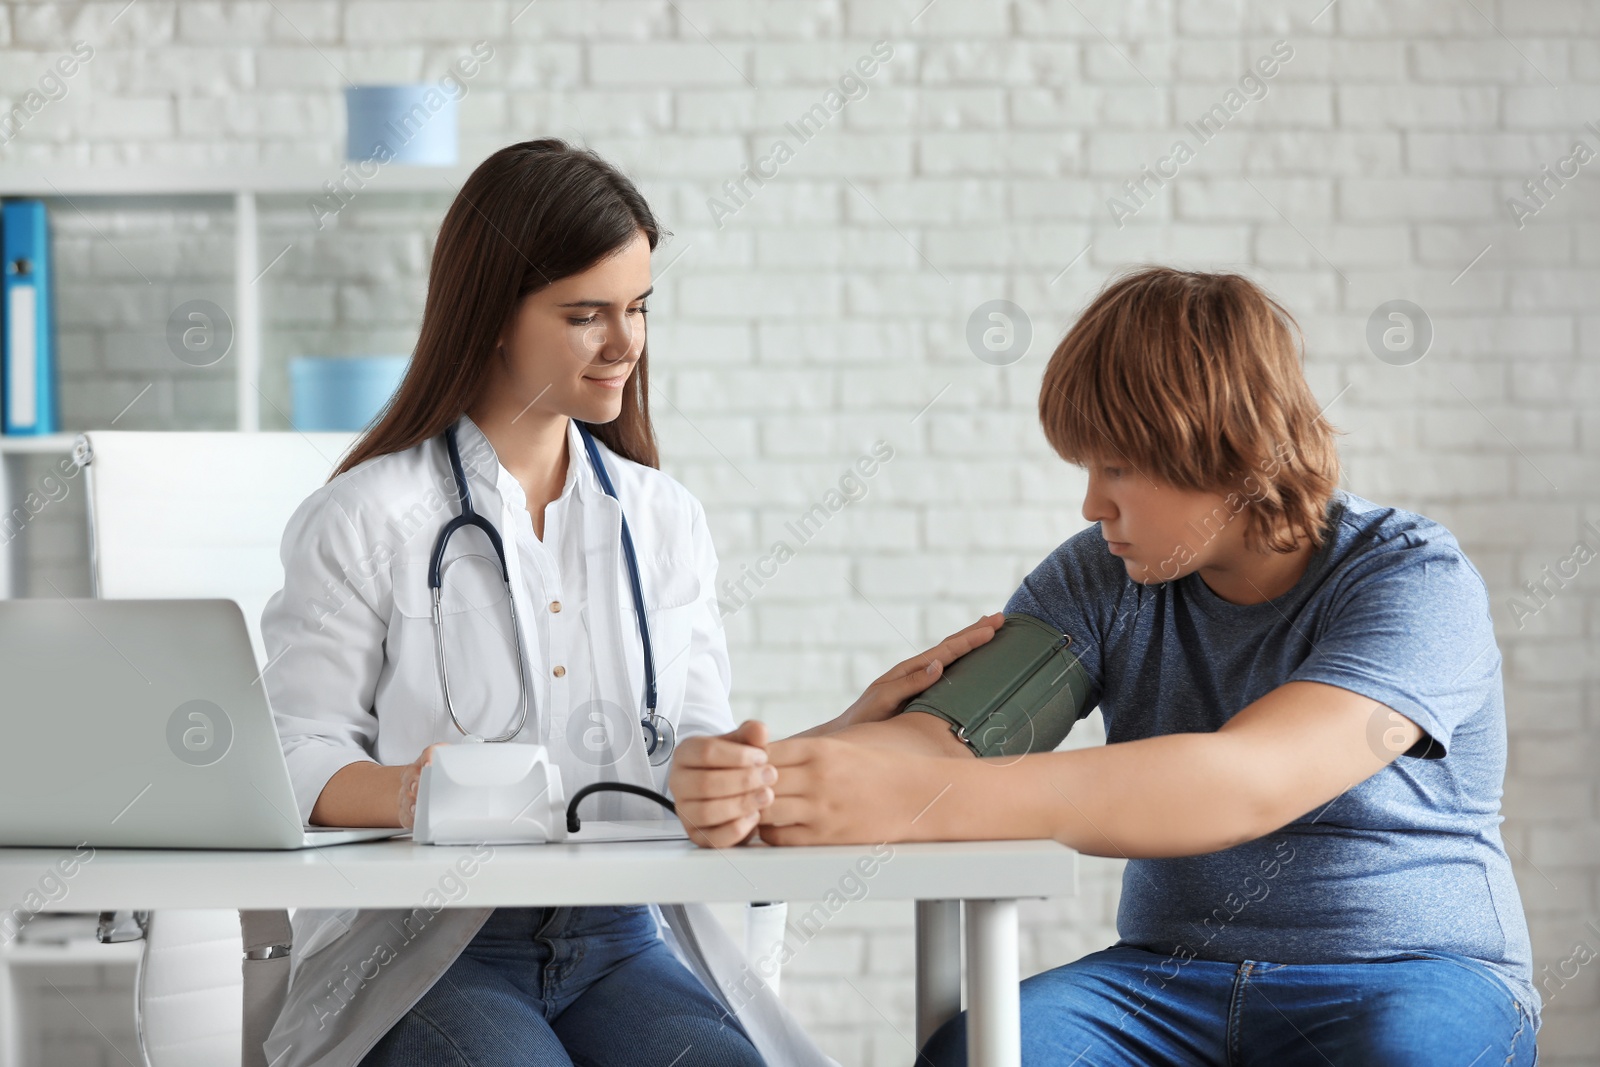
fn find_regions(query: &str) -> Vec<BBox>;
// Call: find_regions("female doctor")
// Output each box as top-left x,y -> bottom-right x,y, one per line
256,140 -> 813,1067
257,138 -> 997,1067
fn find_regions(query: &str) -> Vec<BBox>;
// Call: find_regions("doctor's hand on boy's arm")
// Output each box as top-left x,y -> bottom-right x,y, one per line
670,720 -> 777,848
792,613 -> 1006,739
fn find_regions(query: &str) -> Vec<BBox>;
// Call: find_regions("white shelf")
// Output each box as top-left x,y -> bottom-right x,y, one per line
0,939 -> 143,965
0,162 -> 474,197
0,164 -> 465,442
0,434 -> 75,454
0,165 -> 447,599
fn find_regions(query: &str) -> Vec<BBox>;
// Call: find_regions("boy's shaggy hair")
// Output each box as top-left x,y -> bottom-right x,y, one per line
1040,266 -> 1342,552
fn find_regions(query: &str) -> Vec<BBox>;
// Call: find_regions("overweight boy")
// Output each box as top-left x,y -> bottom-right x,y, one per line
672,266 -> 1538,1066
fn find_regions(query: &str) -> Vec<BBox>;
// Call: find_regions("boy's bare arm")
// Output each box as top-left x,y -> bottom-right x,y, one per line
757,680 -> 1426,857
822,710 -> 974,759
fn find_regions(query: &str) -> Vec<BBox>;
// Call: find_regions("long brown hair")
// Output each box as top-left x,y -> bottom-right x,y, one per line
1038,266 -> 1342,553
333,139 -> 663,479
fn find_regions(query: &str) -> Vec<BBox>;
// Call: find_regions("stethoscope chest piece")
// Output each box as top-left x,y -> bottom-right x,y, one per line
643,714 -> 675,766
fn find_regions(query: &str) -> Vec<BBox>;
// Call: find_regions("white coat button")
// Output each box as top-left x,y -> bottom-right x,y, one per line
550,600 -> 562,613
552,665 -> 566,678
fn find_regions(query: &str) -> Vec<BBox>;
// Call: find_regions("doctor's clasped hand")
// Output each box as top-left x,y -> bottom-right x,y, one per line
669,614 -> 1003,848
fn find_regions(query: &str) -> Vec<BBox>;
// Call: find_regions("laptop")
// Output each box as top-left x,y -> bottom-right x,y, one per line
0,598 -> 404,850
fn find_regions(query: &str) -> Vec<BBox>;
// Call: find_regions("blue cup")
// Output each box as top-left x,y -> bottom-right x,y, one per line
344,84 -> 458,166
290,355 -> 410,432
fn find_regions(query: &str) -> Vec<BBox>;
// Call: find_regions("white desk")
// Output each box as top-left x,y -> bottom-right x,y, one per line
0,837 -> 1077,1067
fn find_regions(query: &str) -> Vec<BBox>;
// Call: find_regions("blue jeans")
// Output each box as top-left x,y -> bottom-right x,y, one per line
359,906 -> 764,1067
921,944 -> 1537,1066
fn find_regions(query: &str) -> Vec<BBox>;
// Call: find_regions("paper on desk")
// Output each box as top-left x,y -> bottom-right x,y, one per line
568,819 -> 690,843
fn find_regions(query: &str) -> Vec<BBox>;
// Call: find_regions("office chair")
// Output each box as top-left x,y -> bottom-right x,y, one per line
96,910 -> 250,1067
78,429 -> 347,1067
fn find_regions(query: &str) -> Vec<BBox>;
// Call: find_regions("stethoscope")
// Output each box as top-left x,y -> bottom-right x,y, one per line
429,421 -> 675,766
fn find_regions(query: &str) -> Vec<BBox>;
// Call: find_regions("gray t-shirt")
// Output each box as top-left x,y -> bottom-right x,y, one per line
1007,489 -> 1538,1021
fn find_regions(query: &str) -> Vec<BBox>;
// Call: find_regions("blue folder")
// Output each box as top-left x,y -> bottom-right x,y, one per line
1,199 -> 59,435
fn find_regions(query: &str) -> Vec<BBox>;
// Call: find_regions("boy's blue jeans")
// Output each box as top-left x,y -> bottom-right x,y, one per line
921,944 -> 1537,1066
359,905 -> 763,1067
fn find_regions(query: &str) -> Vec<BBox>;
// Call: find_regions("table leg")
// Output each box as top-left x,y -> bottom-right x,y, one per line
0,940 -> 19,1067
964,898 -> 1020,1067
915,899 -> 962,1050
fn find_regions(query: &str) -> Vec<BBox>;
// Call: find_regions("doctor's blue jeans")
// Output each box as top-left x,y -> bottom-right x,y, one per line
920,944 -> 1537,1067
358,905 -> 764,1067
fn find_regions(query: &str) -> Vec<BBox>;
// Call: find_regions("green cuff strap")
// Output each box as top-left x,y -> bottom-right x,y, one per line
904,612 -> 1092,759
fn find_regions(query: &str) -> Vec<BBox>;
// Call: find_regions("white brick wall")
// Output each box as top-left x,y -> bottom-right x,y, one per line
3,0 -> 1597,1062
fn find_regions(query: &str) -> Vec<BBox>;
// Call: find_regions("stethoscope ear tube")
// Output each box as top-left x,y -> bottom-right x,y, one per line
577,424 -> 671,766
430,577 -> 531,744
431,423 -> 513,588
431,425 -> 530,744
430,422 -> 671,764
577,426 -> 657,712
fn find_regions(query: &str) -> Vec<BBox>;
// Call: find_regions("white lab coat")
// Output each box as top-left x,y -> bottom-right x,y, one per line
257,414 -> 836,1067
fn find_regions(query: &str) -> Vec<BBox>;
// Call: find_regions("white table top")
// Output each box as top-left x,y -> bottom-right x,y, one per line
0,838 -> 1078,910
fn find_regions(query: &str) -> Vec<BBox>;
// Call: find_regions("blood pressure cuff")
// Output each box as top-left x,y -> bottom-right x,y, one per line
904,612 -> 1091,759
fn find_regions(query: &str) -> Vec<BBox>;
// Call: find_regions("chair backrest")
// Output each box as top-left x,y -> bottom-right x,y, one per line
77,431 -> 356,663
138,910 -> 246,1067
77,432 -> 354,1067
